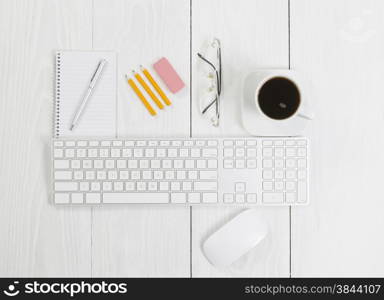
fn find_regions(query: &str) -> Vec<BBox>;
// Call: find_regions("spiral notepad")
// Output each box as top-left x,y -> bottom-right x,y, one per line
54,51 -> 117,137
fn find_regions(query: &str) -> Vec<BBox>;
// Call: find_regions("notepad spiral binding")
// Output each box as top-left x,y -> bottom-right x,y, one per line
54,52 -> 61,137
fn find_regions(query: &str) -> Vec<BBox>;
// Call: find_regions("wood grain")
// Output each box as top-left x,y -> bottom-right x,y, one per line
190,0 -> 290,277
0,0 -> 93,276
91,0 -> 191,277
290,0 -> 384,276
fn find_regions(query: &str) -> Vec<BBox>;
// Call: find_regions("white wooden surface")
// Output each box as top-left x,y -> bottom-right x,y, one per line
0,0 -> 384,277
290,0 -> 384,276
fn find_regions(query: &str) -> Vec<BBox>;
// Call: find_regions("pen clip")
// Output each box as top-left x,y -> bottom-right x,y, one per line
90,59 -> 106,85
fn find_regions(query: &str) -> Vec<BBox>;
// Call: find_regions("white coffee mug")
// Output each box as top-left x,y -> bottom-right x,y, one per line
253,70 -> 313,121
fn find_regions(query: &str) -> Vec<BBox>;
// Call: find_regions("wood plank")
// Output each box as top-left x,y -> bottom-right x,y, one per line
191,0 -> 290,277
91,0 -> 191,277
0,0 -> 93,276
291,0 -> 384,276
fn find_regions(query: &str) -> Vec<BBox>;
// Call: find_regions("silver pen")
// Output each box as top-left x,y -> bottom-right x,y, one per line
70,59 -> 107,131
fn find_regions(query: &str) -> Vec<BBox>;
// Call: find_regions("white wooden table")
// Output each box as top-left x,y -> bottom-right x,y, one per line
1,0 -> 384,277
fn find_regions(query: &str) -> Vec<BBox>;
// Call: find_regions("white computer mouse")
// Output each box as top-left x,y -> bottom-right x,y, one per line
202,209 -> 268,268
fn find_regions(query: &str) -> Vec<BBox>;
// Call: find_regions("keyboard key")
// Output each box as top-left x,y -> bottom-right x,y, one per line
246,140 -> 257,146
54,193 -> 70,204
236,140 -> 245,146
133,149 -> 143,158
103,193 -> 169,204
246,148 -> 256,157
139,160 -> 150,169
54,171 -> 72,180
263,181 -> 273,191
286,181 -> 296,191
275,159 -> 284,168
54,141 -> 64,147
180,148 -> 189,157
113,140 -> 123,146
274,140 -> 284,146
236,194 -> 245,203
148,182 -> 158,191
202,148 -> 217,157
100,149 -> 109,157
65,141 -> 75,147
274,148 -> 284,157
122,149 -> 132,157
275,170 -> 284,179
71,160 -> 81,169
182,182 -> 192,191
54,149 -> 63,158
188,171 -> 198,180
101,141 -> 111,146
298,159 -> 307,168
263,159 -> 273,168
223,193 -> 234,203
86,193 -> 101,204
91,182 -> 101,191
142,170 -> 152,179
207,140 -> 217,146
285,140 -> 296,146
246,159 -> 257,168
262,140 -> 273,146
191,149 -> 201,157
194,182 -> 217,191
151,160 -> 161,168
176,171 -> 186,180
103,182 -> 112,191
298,148 -> 307,157
286,192 -> 296,203
97,171 -> 107,180
74,171 -> 83,180
235,160 -> 245,169
76,149 -> 86,158
165,171 -> 174,179
263,170 -> 273,179
207,160 -> 217,169
200,171 -> 217,180
88,149 -> 98,157
275,181 -> 284,191
297,140 -> 307,146
137,182 -> 147,191
223,140 -> 233,146
235,182 -> 246,193
55,182 -> 77,191
298,170 -> 307,180
246,194 -> 257,203
159,181 -> 169,191
171,193 -> 187,203
188,193 -> 201,203
89,141 -> 99,147
105,160 -> 114,169
286,147 -> 296,157
235,148 -> 245,157
171,182 -> 180,191
196,160 -> 206,168
117,160 -> 127,168
298,181 -> 307,203
125,182 -> 135,191
168,148 -> 177,157
94,160 -> 104,169
223,148 -> 234,157
128,160 -> 138,168
153,171 -> 163,180
286,170 -> 297,179
83,160 -> 92,169
263,192 -> 284,203
80,182 -> 89,191
54,160 -> 69,169
263,147 -> 273,157
114,182 -> 124,191
130,171 -> 140,180
203,193 -> 217,203
85,171 -> 95,180
71,193 -> 83,204
286,159 -> 296,168
119,170 -> 129,180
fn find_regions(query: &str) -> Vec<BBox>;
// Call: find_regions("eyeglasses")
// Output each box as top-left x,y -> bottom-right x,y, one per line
197,38 -> 222,127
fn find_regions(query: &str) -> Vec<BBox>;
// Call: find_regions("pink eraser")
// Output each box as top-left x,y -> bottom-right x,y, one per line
153,57 -> 185,93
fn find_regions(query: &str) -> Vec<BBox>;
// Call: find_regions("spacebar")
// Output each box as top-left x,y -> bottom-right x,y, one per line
103,193 -> 169,204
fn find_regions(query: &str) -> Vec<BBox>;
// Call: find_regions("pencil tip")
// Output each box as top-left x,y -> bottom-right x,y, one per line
131,70 -> 136,74
125,74 -> 129,79
70,125 -> 74,131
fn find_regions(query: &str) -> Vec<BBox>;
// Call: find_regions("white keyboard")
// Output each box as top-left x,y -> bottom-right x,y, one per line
52,137 -> 309,205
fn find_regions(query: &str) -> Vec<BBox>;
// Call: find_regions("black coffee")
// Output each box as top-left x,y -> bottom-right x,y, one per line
257,77 -> 300,120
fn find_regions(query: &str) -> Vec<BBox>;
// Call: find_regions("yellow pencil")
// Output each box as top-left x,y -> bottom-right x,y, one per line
140,65 -> 172,106
133,70 -> 164,109
125,74 -> 156,116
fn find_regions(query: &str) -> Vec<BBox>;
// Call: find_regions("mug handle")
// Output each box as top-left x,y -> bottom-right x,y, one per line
297,107 -> 314,120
